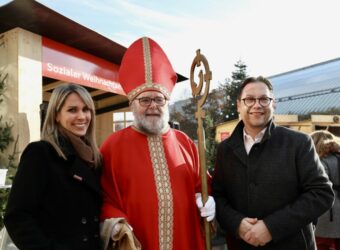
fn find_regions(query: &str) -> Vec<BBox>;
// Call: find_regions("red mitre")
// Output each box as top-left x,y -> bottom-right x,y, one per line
119,37 -> 177,101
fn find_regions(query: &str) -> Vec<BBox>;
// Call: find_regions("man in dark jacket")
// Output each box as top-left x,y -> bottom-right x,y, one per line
212,76 -> 334,250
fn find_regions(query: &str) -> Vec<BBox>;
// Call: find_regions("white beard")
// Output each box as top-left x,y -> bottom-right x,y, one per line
132,104 -> 170,135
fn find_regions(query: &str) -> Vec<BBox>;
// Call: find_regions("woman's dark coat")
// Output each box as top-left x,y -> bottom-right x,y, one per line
315,154 -> 340,238
4,139 -> 102,250
212,120 -> 334,250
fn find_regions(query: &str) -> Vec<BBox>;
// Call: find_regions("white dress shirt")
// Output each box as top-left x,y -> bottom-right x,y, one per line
243,128 -> 267,155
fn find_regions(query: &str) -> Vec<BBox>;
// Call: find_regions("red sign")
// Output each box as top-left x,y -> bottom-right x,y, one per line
42,37 -> 125,95
220,132 -> 230,141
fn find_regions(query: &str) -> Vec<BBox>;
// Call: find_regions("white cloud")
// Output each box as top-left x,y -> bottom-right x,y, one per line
32,0 -> 340,102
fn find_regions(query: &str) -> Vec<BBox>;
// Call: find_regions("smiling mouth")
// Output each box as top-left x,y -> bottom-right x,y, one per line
74,124 -> 88,128
249,113 -> 264,118
248,110 -> 264,115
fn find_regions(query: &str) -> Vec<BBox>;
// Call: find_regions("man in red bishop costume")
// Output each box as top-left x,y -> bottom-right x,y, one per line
100,36 -> 215,250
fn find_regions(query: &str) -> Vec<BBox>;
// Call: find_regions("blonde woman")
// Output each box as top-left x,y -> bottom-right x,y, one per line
5,84 -> 102,250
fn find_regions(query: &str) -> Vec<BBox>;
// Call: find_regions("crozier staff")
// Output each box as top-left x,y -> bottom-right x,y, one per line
100,36 -> 215,250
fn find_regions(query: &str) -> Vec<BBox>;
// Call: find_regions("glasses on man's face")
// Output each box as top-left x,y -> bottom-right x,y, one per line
136,96 -> 167,107
241,97 -> 273,107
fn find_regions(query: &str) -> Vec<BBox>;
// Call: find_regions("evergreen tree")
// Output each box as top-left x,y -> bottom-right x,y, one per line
170,99 -> 197,140
205,88 -> 225,125
170,89 -> 226,141
219,60 -> 248,121
169,60 -> 249,171
204,111 -> 219,169
0,73 -> 12,153
203,61 -> 247,168
0,71 -> 18,228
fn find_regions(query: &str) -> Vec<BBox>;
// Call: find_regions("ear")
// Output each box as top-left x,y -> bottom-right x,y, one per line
272,94 -> 276,110
56,113 -> 60,123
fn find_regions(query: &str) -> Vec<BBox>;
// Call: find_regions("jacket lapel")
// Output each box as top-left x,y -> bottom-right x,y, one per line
68,157 -> 101,195
228,121 -> 248,166
245,120 -> 275,173
59,135 -> 101,195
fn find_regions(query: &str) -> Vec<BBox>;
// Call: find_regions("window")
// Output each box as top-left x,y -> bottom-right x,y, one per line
113,112 -> 134,132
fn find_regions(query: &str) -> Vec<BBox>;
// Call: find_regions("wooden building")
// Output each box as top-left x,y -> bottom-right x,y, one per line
0,0 -> 185,156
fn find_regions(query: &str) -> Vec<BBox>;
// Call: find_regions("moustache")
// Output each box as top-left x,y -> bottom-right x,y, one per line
145,111 -> 161,115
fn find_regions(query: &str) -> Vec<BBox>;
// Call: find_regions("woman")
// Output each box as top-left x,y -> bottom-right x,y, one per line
4,84 -> 102,250
311,130 -> 340,250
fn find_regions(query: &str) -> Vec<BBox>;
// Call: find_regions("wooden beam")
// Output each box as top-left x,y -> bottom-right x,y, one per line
90,89 -> 106,97
95,95 -> 128,109
43,80 -> 66,91
96,101 -> 129,115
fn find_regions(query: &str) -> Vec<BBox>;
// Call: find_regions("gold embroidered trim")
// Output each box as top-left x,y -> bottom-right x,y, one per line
142,37 -> 152,84
148,136 -> 173,250
127,37 -> 170,101
127,82 -> 170,101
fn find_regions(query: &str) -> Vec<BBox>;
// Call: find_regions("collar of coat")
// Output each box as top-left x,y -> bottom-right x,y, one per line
229,119 -> 276,146
56,135 -> 101,195
222,119 -> 276,165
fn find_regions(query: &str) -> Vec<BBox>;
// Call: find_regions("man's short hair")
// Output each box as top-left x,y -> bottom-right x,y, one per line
237,76 -> 273,100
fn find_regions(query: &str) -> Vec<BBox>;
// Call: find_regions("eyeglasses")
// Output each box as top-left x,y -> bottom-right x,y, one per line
136,97 -> 167,107
241,97 -> 273,107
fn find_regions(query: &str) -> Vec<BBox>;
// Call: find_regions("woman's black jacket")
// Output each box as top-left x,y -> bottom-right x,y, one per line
4,140 -> 102,250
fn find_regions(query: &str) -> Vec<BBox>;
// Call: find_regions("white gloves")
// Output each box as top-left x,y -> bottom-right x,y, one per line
195,193 -> 216,222
111,223 -> 123,237
112,223 -> 134,237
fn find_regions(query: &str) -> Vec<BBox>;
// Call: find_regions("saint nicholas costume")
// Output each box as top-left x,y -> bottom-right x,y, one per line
100,37 -> 205,250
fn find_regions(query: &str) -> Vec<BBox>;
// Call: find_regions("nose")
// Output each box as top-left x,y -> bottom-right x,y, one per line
148,100 -> 158,108
252,99 -> 262,108
254,99 -> 262,107
77,110 -> 86,119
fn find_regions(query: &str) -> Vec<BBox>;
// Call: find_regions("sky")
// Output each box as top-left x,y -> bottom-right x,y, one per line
2,0 -> 340,103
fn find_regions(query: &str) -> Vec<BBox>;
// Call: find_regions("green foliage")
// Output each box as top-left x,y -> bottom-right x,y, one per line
0,116 -> 13,153
0,70 -> 18,228
0,72 -> 13,157
205,89 -> 225,125
0,135 -> 18,228
203,61 -> 248,167
169,60 -> 249,170
219,60 -> 248,121
202,90 -> 225,169
0,189 -> 9,228
204,112 -> 219,169
170,98 -> 198,140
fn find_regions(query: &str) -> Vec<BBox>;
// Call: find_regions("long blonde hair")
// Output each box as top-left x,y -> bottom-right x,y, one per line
310,130 -> 340,158
41,84 -> 101,167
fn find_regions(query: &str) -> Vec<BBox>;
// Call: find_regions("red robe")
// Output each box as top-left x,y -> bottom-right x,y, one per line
100,126 -> 205,250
